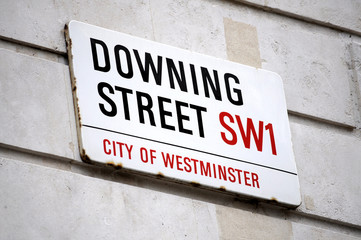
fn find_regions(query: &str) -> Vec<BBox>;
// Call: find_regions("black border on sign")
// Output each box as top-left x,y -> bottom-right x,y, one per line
83,124 -> 297,176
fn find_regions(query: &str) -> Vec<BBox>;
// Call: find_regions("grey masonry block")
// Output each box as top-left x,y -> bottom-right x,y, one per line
350,39 -> 361,127
0,48 -> 78,160
0,157 -> 219,240
216,204 -> 293,239
290,116 -> 361,226
0,0 -> 154,53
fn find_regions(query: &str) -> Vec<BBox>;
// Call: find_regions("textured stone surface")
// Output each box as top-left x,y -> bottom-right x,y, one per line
216,205 -> 293,239
256,19 -> 355,127
237,0 -> 361,34
0,0 -> 154,53
290,115 -> 361,226
0,48 -> 78,160
0,157 -> 219,240
350,40 -> 361,128
148,0 -> 227,59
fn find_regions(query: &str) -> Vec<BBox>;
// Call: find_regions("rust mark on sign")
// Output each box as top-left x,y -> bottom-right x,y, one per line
72,77 -> 77,92
219,186 -> 226,191
157,172 -> 165,178
106,161 -> 115,166
105,161 -> 123,170
270,197 -> 278,203
65,22 -> 81,128
115,163 -> 123,169
80,149 -> 91,164
75,96 -> 81,127
190,181 -> 200,187
64,24 -> 73,62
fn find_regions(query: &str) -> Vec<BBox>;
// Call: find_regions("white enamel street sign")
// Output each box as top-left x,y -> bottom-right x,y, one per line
66,20 -> 301,207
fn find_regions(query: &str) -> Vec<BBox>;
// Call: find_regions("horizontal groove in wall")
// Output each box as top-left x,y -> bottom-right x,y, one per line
0,35 -> 68,57
288,110 -> 356,129
234,0 -> 361,37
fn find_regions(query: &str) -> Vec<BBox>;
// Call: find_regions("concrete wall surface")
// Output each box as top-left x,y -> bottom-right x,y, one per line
237,0 -> 361,35
1,0 -> 361,239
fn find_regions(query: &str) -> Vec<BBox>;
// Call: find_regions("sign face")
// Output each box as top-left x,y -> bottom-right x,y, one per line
66,20 -> 301,207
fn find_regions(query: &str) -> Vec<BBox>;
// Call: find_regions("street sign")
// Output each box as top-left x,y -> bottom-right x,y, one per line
66,20 -> 301,207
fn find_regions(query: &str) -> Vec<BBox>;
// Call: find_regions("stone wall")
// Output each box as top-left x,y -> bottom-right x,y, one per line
1,0 -> 360,239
